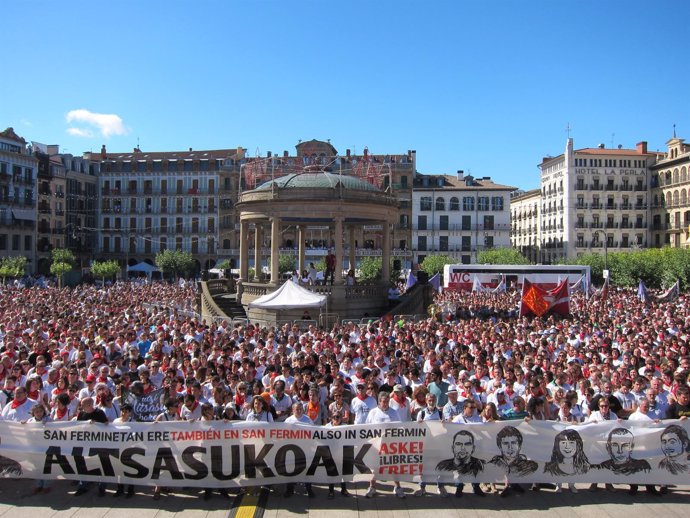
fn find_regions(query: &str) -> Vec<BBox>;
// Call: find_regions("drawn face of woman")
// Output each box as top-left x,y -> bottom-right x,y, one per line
559,438 -> 577,459
661,432 -> 684,459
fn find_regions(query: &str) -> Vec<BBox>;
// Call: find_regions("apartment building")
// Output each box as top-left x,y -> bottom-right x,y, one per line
650,137 -> 690,248
534,138 -> 658,263
0,127 -> 37,268
88,145 -> 242,272
510,188 -> 540,263
411,171 -> 516,265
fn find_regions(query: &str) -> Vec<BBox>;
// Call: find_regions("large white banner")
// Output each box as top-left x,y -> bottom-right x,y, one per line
1,420 -> 688,487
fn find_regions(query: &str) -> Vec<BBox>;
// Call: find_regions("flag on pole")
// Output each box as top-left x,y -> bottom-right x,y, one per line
520,279 -> 550,317
472,275 -> 484,293
429,273 -> 441,293
492,275 -> 506,294
569,275 -> 585,294
405,270 -> 417,291
637,279 -> 649,303
520,279 -> 570,317
548,279 -> 571,316
656,280 -> 680,302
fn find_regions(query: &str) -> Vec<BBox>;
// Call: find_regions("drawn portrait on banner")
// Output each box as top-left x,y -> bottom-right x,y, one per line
659,424 -> 690,475
488,426 -> 538,476
594,427 -> 651,475
543,429 -> 590,476
436,430 -> 485,476
0,436 -> 22,477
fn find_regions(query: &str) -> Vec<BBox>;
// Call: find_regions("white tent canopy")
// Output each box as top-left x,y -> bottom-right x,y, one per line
127,262 -> 160,273
126,262 -> 161,280
248,280 -> 327,310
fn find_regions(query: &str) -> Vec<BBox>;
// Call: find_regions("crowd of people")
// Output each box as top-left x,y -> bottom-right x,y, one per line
0,278 -> 689,500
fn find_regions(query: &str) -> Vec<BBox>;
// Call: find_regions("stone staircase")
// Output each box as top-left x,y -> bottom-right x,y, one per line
213,293 -> 247,320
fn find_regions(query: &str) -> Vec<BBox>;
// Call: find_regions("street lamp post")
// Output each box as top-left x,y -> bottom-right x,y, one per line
593,229 -> 608,277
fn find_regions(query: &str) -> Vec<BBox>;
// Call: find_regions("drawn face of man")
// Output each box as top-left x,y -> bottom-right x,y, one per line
453,433 -> 474,463
499,434 -> 521,463
609,433 -> 634,464
661,432 -> 684,459
559,439 -> 577,459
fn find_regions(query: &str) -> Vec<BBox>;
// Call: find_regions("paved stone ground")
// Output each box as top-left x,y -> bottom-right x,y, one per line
1,479 -> 688,518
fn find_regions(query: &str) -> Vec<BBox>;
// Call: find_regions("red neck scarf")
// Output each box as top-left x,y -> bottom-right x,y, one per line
11,398 -> 26,409
56,406 -> 68,420
28,390 -> 40,400
306,401 -> 319,422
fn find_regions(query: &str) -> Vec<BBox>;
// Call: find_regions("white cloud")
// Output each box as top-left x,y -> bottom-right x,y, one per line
65,109 -> 129,138
67,127 -> 94,138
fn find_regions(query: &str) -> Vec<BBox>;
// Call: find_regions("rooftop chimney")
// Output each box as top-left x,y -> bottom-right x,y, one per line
598,143 -> 605,149
457,170 -> 464,180
346,149 -> 351,157
101,144 -> 107,159
267,151 -> 272,158
636,141 -> 648,154
283,150 -> 289,157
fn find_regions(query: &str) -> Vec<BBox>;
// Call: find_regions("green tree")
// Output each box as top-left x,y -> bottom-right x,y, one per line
90,260 -> 121,285
51,248 -> 76,266
356,256 -> 401,283
215,259 -> 231,271
279,254 -> 295,274
155,249 -> 195,279
477,248 -> 531,265
50,248 -> 76,288
565,247 -> 690,289
358,256 -> 382,283
419,254 -> 456,276
0,256 -> 27,283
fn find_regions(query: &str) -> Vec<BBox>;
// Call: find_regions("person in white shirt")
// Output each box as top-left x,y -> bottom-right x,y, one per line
365,392 -> 405,499
1,386 -> 35,422
628,399 -> 659,422
415,393 -> 447,497
351,384 -> 377,424
180,393 -> 202,421
283,403 -> 315,497
586,398 -> 619,423
284,402 -> 313,425
270,380 -> 293,422
389,384 -> 411,422
442,386 -> 464,422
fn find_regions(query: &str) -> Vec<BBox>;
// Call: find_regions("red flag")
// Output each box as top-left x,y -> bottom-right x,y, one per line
520,279 -> 550,317
520,279 -> 570,317
547,279 -> 570,316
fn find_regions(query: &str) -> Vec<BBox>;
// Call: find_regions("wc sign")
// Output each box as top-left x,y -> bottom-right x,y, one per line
447,271 -> 473,289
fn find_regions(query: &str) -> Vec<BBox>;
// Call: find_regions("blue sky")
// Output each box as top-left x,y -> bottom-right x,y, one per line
2,0 -> 688,190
